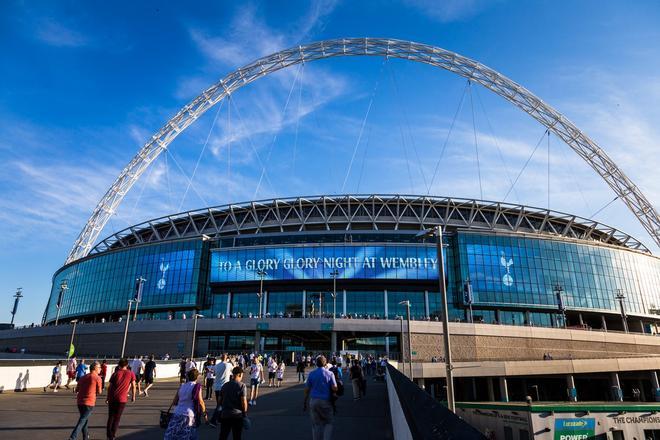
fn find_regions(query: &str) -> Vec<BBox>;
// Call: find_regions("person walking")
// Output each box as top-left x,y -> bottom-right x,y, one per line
209,353 -> 233,428
164,368 -> 206,440
204,358 -> 216,400
100,359 -> 108,392
303,355 -> 338,440
218,366 -> 248,440
267,357 -> 277,387
74,359 -> 88,393
44,361 -> 62,393
179,357 -> 187,384
68,361 -> 102,440
349,360 -> 364,400
248,357 -> 264,406
141,355 -> 157,397
65,356 -> 77,389
106,358 -> 136,440
276,360 -> 285,388
296,357 -> 306,383
130,355 -> 144,395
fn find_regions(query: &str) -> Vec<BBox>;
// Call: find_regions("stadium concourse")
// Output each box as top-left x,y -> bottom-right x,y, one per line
0,368 -> 393,440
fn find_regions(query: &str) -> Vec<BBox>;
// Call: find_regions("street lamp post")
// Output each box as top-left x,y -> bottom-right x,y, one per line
191,313 -> 204,358
55,281 -> 68,326
256,270 -> 266,318
120,299 -> 134,358
616,289 -> 629,333
10,288 -> 23,326
330,269 -> 339,318
67,319 -> 78,358
416,225 -> 455,412
133,277 -> 146,321
399,316 -> 406,377
554,284 -> 567,328
399,300 -> 413,380
463,278 -> 474,323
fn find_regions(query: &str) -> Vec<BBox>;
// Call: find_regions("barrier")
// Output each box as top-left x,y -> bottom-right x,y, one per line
386,363 -> 485,439
0,359 -> 183,393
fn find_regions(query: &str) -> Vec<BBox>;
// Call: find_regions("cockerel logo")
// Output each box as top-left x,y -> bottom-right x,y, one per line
500,252 -> 514,287
157,260 -> 169,290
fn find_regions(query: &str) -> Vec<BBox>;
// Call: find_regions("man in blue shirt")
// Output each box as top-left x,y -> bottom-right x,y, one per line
303,356 -> 337,440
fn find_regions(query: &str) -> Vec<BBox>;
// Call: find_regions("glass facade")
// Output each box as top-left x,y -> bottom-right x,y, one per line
457,232 -> 660,315
268,292 -> 303,317
44,229 -> 660,327
45,240 -> 204,322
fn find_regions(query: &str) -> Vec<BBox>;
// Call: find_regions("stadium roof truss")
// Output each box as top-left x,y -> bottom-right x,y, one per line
90,195 -> 649,255
67,38 -> 660,263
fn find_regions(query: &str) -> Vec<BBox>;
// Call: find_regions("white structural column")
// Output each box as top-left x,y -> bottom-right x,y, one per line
651,371 -> 660,402
302,290 -> 306,318
66,38 -> 660,265
567,375 -> 577,402
499,377 -> 509,402
343,290 -> 347,316
611,372 -> 623,401
226,292 -> 231,317
424,290 -> 430,318
384,290 -> 389,318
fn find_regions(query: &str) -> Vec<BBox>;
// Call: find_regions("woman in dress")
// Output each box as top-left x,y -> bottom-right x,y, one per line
164,368 -> 206,439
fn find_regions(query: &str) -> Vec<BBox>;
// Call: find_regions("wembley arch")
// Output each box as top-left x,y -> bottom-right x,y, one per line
65,37 -> 660,264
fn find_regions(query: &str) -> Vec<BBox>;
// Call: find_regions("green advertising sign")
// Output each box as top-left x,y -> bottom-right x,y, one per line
256,322 -> 269,330
554,418 -> 595,440
321,323 -> 333,331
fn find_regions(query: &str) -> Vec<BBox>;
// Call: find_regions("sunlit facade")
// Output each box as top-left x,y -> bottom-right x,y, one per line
43,195 -> 660,338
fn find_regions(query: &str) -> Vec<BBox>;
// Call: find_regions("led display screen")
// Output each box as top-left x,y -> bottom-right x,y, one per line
210,245 -> 441,282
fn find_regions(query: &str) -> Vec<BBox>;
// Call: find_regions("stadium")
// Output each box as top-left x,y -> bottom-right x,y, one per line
3,39 -> 660,434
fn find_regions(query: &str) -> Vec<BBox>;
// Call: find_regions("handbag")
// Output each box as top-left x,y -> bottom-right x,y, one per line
242,416 -> 252,430
159,410 -> 172,429
192,383 -> 204,427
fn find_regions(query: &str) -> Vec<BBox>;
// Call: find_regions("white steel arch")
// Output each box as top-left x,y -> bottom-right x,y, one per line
66,38 -> 660,263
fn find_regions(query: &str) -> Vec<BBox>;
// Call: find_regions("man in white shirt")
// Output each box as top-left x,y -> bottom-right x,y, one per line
185,357 -> 197,373
249,358 -> 264,406
209,353 -> 233,428
267,357 -> 277,387
131,356 -> 145,394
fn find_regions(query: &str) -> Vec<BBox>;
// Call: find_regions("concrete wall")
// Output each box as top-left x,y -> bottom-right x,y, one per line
3,319 -> 660,363
0,360 -> 182,392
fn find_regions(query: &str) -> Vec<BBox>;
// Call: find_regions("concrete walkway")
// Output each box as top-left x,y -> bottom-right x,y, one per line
0,370 -> 393,439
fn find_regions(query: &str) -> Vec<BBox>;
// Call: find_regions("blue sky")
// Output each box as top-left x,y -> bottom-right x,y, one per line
1,0 -> 659,325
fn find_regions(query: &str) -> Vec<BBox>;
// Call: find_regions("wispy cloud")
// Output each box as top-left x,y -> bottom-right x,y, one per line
403,0 -> 500,22
34,18 -> 89,48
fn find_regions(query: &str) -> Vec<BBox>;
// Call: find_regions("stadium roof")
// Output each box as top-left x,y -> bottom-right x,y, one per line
88,195 -> 650,255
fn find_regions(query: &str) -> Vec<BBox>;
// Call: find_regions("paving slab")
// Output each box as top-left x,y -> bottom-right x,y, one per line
0,370 -> 393,439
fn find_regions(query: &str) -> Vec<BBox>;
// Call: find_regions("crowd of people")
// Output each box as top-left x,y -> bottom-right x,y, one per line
44,350 -> 388,440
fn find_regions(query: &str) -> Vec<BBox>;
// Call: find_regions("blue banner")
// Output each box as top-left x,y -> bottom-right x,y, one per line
210,245 -> 441,282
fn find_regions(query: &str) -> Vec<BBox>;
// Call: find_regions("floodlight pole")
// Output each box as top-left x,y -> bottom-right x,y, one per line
191,314 -> 203,358
10,288 -> 23,326
330,269 -> 339,319
399,300 -> 413,380
121,300 -> 134,358
616,289 -> 629,333
133,277 -> 146,321
257,270 -> 266,318
554,284 -> 567,328
55,281 -> 68,326
68,319 -> 78,358
421,225 -> 455,413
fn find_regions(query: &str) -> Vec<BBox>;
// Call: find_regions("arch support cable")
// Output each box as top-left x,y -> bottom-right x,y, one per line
66,38 -> 660,263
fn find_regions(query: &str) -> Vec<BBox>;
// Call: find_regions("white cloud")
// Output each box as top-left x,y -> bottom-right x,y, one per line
403,0 -> 499,22
34,18 -> 89,48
